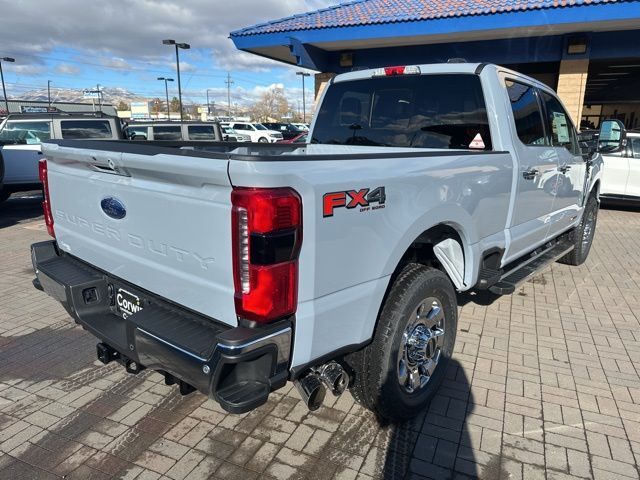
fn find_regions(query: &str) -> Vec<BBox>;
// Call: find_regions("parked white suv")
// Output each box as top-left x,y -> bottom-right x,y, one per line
229,122 -> 283,143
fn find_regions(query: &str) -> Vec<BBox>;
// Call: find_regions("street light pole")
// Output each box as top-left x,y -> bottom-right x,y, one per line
206,89 -> 212,117
225,73 -> 234,118
47,80 -> 52,108
296,71 -> 311,123
163,39 -> 190,122
96,84 -> 102,112
0,57 -> 15,114
157,77 -> 174,120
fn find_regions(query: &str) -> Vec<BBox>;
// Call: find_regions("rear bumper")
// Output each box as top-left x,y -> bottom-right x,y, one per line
31,240 -> 291,414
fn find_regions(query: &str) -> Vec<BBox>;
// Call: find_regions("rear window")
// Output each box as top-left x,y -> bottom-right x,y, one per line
124,126 -> 148,140
312,73 -> 492,150
60,120 -> 113,139
0,121 -> 51,144
187,125 -> 216,140
153,125 -> 182,141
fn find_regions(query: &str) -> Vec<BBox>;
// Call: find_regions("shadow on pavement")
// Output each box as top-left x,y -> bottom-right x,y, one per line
380,359 -> 506,479
600,200 -> 640,212
0,191 -> 44,229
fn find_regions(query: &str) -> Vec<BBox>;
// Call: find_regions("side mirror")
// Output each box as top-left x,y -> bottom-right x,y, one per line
598,119 -> 626,153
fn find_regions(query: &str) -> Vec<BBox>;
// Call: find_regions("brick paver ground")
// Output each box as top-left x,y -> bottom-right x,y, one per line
1,192 -> 640,480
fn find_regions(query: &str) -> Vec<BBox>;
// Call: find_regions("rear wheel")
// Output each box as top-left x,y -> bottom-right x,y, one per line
558,193 -> 598,266
346,263 -> 457,421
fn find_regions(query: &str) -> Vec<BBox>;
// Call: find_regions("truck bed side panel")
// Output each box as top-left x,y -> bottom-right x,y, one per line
228,151 -> 513,366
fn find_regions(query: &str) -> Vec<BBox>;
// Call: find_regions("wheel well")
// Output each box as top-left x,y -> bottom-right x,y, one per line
392,224 -> 464,286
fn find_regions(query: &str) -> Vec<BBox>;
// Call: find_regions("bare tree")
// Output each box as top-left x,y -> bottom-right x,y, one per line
250,86 -> 291,122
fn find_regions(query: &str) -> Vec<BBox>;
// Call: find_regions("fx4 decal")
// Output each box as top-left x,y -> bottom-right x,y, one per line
323,187 -> 386,217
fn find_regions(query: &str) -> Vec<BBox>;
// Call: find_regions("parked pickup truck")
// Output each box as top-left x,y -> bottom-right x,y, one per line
0,113 -> 123,202
31,63 -> 617,421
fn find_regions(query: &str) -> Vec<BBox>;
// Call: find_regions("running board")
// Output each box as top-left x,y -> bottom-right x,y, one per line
489,241 -> 573,295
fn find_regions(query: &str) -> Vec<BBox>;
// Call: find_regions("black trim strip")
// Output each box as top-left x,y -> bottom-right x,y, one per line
44,139 -> 509,162
475,63 -> 489,74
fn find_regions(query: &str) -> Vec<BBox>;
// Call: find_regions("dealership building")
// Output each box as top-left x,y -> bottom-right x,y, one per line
231,0 -> 640,129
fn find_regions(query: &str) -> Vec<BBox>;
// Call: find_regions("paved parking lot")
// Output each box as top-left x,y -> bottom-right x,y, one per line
1,192 -> 640,480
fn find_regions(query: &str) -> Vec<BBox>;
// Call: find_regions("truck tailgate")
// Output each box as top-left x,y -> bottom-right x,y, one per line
42,143 -> 237,326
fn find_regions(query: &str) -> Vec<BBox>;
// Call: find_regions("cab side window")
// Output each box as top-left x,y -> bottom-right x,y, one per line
540,92 -> 580,155
505,80 -> 547,146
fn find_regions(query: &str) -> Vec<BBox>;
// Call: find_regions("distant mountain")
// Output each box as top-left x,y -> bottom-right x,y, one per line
16,87 -> 149,107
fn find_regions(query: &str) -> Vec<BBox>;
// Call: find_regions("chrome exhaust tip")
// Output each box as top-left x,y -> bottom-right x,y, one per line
317,361 -> 349,396
295,374 -> 326,411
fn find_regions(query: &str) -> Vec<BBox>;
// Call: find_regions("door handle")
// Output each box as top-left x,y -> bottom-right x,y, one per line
559,164 -> 571,174
522,168 -> 539,180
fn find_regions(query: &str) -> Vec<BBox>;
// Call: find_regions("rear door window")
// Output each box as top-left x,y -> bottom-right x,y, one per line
60,120 -> 113,139
152,125 -> 182,140
312,73 -> 492,150
187,125 -> 216,140
505,80 -> 547,146
0,121 -> 51,144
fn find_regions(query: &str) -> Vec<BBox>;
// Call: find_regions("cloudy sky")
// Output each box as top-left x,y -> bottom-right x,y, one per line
0,0 -> 337,107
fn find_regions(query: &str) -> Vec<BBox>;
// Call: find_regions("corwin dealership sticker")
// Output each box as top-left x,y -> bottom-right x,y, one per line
116,288 -> 143,319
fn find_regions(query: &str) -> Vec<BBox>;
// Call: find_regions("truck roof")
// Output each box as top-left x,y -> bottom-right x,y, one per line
3,112 -> 118,121
332,62 -> 553,94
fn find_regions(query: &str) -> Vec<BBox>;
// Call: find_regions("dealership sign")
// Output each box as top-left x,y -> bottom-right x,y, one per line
20,106 -> 60,113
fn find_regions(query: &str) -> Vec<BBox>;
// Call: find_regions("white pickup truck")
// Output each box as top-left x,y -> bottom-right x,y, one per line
31,63 -> 618,421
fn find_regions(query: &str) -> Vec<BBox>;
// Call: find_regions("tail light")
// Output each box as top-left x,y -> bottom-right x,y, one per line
39,159 -> 55,238
231,187 -> 302,324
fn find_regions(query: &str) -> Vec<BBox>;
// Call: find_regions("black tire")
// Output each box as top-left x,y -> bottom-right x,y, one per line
558,193 -> 598,266
258,137 -> 268,143
0,189 -> 11,203
346,263 -> 458,422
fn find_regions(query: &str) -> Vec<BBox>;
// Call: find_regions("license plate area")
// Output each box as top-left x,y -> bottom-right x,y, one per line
115,287 -> 144,319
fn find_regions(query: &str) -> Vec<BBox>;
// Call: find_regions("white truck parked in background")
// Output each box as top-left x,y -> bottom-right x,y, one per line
31,63 -> 618,421
0,113 -> 123,202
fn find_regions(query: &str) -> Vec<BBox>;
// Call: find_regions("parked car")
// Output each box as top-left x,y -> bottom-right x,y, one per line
291,122 -> 309,132
221,126 -> 251,142
0,113 -> 123,202
228,122 -> 283,142
598,130 -> 640,203
32,63 -> 606,422
277,132 -> 308,144
124,121 -> 224,142
262,122 -> 305,140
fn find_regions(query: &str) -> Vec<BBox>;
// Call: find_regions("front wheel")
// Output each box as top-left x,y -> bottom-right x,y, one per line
346,263 -> 458,422
258,137 -> 268,143
558,193 -> 598,266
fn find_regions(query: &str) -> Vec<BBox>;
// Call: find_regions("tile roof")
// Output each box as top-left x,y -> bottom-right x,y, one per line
231,0 -> 625,37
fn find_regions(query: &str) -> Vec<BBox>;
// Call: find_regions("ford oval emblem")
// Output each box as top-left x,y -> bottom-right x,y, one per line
101,197 -> 126,219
